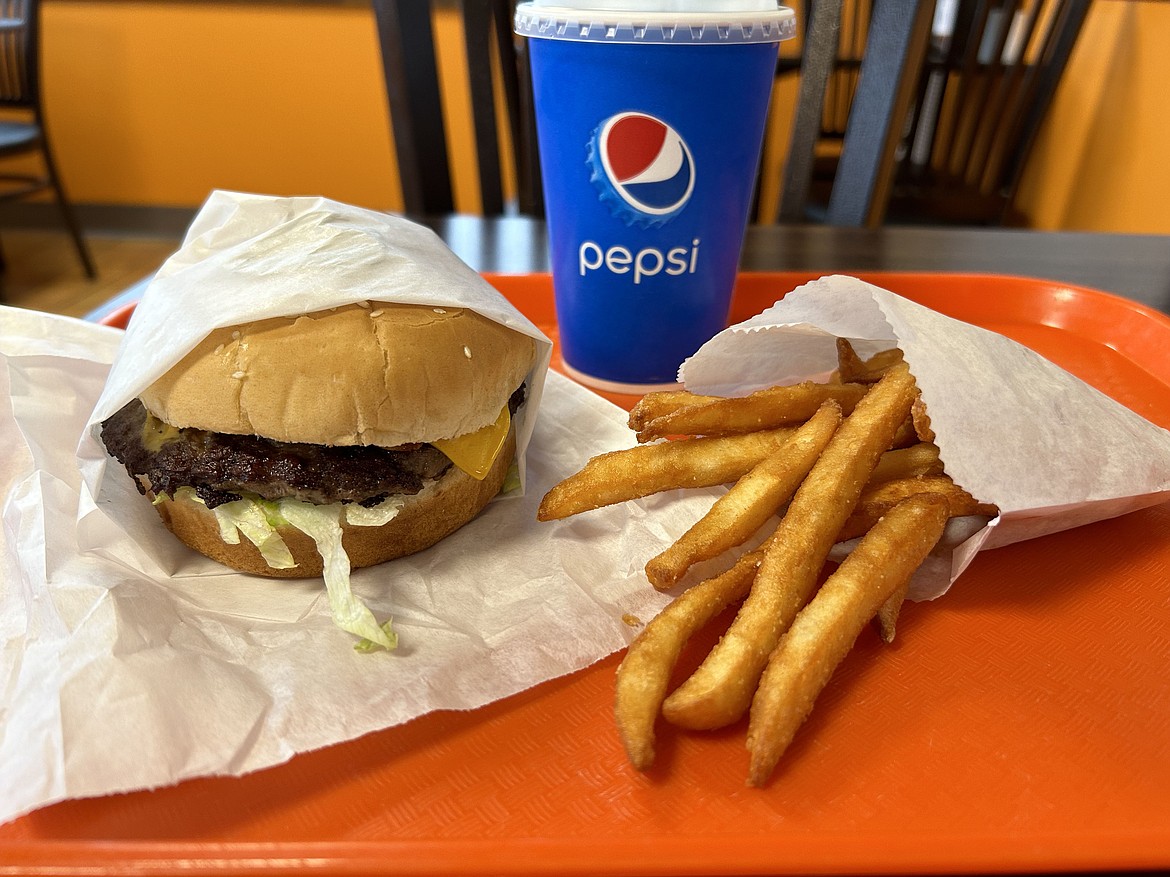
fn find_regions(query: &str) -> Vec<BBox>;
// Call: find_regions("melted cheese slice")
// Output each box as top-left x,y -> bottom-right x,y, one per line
432,404 -> 511,481
142,412 -> 182,452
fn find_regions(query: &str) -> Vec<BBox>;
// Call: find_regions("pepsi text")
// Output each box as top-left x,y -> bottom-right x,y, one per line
578,238 -> 700,284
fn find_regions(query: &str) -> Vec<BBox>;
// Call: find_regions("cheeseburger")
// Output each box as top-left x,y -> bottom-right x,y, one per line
100,301 -> 537,649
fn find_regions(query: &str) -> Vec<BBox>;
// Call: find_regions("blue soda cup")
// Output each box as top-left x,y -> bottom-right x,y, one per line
515,0 -> 795,392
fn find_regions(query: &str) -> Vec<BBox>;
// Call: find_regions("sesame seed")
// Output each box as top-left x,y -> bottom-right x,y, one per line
433,308 -> 446,314
356,300 -> 370,308
231,370 -> 246,379
230,330 -> 241,340
369,309 -> 383,318
213,343 -> 224,355
463,346 -> 472,359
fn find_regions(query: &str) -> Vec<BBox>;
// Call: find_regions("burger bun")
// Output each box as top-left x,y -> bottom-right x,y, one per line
140,303 -> 536,448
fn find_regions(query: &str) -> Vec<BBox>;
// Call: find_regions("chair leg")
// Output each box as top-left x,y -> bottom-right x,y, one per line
39,135 -> 97,279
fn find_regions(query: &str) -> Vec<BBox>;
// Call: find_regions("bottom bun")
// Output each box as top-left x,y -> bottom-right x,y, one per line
152,429 -> 517,578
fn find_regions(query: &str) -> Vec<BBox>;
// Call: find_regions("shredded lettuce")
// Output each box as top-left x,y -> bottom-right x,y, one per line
171,487 -> 400,651
211,497 -> 297,570
344,498 -> 405,527
501,460 -> 522,496
279,501 -> 398,652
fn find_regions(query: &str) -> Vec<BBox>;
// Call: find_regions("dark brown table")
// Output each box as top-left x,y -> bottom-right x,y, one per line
384,217 -> 1170,316
85,217 -> 1170,320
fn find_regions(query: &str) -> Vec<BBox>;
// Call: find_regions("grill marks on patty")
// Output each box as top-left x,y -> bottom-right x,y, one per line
100,386 -> 524,509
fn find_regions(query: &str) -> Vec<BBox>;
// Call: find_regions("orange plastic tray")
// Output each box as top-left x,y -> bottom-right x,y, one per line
6,272 -> 1170,875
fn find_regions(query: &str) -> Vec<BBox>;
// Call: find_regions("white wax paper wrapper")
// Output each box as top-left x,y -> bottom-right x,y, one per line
680,274 -> 1170,598
0,199 -> 718,825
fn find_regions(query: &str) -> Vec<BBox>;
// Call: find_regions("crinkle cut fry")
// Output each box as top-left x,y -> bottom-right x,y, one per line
660,361 -> 919,731
746,494 -> 951,786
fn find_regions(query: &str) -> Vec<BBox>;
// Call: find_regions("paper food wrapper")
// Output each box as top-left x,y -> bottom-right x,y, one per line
86,190 -> 551,489
680,274 -> 1170,599
0,193 -> 718,825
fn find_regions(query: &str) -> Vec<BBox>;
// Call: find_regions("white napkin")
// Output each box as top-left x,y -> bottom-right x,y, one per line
680,274 -> 1170,599
0,194 -> 718,825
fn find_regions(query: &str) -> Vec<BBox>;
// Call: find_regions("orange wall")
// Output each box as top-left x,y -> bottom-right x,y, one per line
26,1 -> 1170,233
41,1 -> 401,211
1010,0 -> 1165,231
1014,1 -> 1170,233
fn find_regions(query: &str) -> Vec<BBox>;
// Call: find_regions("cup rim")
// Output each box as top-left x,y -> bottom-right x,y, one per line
513,2 -> 797,44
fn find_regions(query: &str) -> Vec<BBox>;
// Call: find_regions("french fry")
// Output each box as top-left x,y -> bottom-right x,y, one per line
874,581 -> 910,644
833,338 -> 864,383
627,389 -> 722,434
615,549 -> 762,770
537,427 -> 796,521
836,474 -> 998,543
540,335 -> 999,786
845,473 -> 998,641
633,381 -> 868,443
889,415 -> 918,449
868,442 -> 943,485
660,362 -> 919,730
836,339 -> 904,384
746,494 -> 950,786
644,402 -> 843,591
911,395 -> 935,442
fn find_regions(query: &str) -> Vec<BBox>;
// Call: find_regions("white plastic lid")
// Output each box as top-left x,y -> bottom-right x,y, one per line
531,0 -> 779,9
514,0 -> 796,44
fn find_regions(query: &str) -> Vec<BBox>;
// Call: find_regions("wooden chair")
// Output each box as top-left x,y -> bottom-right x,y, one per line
0,0 -> 96,277
776,0 -> 1091,227
774,0 -> 871,161
371,0 -> 543,217
777,0 -> 937,226
887,0 -> 1092,226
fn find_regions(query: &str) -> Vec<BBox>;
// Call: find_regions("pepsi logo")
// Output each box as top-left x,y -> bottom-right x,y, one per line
593,112 -> 695,221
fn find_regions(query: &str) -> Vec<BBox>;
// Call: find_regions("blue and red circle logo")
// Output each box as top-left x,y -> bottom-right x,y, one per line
589,112 -> 695,226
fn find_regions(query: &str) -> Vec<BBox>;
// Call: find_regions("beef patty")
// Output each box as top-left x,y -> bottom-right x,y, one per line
101,386 -> 525,509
